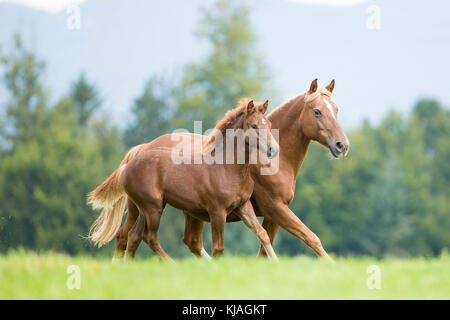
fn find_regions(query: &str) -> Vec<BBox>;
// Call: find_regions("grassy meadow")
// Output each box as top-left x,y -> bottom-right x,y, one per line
0,251 -> 449,300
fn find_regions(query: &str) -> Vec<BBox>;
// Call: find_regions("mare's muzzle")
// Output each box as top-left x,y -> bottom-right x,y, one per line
328,138 -> 349,158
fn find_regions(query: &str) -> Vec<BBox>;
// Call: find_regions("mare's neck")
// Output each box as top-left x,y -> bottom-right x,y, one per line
268,94 -> 311,177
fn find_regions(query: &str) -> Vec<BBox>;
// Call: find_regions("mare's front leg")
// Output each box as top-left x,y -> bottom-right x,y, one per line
182,212 -> 211,260
235,201 -> 279,261
264,201 -> 334,263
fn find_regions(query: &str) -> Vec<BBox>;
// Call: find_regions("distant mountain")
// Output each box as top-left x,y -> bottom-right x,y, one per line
1,0 -> 449,128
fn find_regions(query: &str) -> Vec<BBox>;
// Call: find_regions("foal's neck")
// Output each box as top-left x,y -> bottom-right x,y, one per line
269,94 -> 311,177
215,114 -> 253,180
221,130 -> 252,179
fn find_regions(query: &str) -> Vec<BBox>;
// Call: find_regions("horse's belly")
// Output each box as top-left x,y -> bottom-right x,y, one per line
164,191 -> 203,213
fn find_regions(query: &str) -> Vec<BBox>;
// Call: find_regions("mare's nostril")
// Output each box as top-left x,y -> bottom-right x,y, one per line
335,141 -> 344,152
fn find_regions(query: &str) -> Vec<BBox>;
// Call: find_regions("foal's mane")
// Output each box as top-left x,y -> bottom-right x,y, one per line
202,98 -> 250,150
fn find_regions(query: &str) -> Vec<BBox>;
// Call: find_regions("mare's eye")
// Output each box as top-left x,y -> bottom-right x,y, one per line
251,124 -> 258,129
313,109 -> 322,117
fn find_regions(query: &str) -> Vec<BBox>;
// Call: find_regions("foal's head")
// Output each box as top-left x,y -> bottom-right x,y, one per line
207,98 -> 279,159
204,99 -> 279,160
241,99 -> 279,159
300,79 -> 349,158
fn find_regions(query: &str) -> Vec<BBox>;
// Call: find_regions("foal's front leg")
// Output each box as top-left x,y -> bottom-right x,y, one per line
209,210 -> 227,257
235,201 -> 279,262
257,219 -> 280,258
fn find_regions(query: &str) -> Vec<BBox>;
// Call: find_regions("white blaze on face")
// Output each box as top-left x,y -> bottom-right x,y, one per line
323,98 -> 336,120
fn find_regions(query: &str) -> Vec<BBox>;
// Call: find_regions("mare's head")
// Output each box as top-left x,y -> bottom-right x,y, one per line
300,79 -> 349,158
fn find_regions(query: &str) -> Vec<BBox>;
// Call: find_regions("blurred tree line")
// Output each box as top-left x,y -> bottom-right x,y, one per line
0,3 -> 448,258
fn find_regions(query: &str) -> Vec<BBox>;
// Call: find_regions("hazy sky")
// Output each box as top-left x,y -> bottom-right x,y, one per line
0,0 -> 449,130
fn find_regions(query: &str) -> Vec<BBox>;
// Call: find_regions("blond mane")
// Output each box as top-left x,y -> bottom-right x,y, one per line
304,86 -> 332,103
267,85 -> 333,121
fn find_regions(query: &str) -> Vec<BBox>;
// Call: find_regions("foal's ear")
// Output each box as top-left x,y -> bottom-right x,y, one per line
247,100 -> 255,114
308,78 -> 318,94
262,100 -> 269,113
326,79 -> 335,94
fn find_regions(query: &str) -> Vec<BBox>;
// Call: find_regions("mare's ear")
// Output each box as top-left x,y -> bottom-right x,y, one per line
247,100 -> 255,114
262,100 -> 269,114
308,78 -> 318,94
326,79 -> 335,94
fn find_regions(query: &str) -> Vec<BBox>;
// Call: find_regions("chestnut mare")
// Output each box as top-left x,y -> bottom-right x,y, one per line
88,100 -> 280,261
110,79 -> 349,262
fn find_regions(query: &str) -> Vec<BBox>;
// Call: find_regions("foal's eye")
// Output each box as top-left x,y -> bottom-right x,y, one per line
251,124 -> 258,129
313,109 -> 322,117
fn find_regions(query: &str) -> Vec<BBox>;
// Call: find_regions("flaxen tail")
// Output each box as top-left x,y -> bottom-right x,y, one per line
88,144 -> 144,247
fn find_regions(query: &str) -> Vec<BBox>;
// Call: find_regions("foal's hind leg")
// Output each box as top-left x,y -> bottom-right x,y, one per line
235,201 -> 279,262
125,212 -> 146,261
113,198 -> 140,262
141,203 -> 174,262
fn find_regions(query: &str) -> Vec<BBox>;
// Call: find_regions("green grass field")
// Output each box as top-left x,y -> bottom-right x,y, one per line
1,251 -> 449,299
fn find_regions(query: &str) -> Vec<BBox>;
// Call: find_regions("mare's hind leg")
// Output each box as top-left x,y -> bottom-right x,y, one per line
235,201 -> 279,262
113,198 -> 140,262
182,212 -> 211,260
125,212 -> 146,261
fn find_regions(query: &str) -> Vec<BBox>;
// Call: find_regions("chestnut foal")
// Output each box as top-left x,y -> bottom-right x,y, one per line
88,99 -> 279,261
112,79 -> 349,262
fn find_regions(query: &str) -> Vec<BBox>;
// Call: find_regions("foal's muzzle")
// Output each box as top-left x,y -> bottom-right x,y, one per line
266,143 -> 279,159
